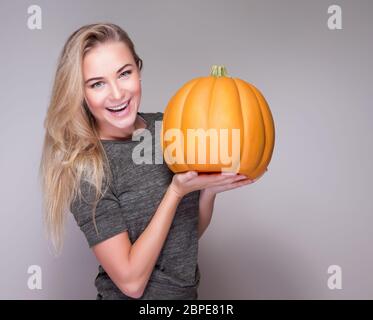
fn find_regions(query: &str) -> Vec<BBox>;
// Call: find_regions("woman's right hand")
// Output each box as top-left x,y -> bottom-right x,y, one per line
169,171 -> 249,199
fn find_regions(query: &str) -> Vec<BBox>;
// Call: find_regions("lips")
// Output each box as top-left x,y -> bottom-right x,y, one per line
105,98 -> 131,117
106,99 -> 130,111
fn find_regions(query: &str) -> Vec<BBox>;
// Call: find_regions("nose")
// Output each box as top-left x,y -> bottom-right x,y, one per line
109,82 -> 123,101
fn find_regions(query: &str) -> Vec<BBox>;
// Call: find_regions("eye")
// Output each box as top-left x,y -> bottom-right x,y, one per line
119,70 -> 132,78
90,81 -> 103,89
90,70 -> 133,89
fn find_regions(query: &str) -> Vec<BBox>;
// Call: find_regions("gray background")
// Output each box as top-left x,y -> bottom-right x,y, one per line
0,0 -> 372,299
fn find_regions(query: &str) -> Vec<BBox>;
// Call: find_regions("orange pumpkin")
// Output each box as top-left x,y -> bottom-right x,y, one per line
160,65 -> 275,179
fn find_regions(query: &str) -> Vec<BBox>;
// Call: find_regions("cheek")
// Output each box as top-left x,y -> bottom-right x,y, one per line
85,91 -> 104,111
126,82 -> 141,95
133,83 -> 142,97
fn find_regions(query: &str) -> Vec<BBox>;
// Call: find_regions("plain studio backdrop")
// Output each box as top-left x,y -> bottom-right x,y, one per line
0,0 -> 372,299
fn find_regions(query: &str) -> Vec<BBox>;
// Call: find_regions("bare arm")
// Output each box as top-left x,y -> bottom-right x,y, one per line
128,186 -> 183,294
92,171 -> 242,298
198,189 -> 216,239
92,185 -> 182,298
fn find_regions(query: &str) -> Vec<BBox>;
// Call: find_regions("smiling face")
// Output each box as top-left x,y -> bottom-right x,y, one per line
83,41 -> 142,140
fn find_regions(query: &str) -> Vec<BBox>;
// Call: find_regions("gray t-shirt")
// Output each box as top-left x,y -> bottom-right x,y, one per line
70,112 -> 201,300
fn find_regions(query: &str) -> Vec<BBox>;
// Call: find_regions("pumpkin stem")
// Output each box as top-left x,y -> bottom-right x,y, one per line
210,65 -> 228,77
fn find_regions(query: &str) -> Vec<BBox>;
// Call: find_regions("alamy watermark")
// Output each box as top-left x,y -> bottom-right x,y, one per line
131,121 -> 241,172
327,5 -> 342,30
27,265 -> 42,290
327,265 -> 342,290
27,5 -> 42,30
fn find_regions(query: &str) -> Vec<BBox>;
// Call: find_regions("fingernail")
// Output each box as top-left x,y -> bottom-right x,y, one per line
221,172 -> 236,176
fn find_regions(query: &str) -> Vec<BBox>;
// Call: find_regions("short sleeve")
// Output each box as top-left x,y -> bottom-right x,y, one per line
156,111 -> 164,121
69,179 -> 129,248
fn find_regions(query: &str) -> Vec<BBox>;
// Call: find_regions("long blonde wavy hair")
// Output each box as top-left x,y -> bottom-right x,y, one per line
39,23 -> 143,256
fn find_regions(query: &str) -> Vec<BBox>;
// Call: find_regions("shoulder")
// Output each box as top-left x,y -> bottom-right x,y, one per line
155,111 -> 164,121
139,111 -> 164,122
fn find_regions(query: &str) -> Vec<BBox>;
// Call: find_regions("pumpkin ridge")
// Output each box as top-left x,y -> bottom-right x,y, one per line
180,77 -> 202,129
248,83 -> 275,177
232,78 -> 265,176
165,78 -> 200,172
208,76 -> 217,130
208,77 -> 219,170
248,82 -> 266,173
232,78 -> 245,172
181,77 -> 207,168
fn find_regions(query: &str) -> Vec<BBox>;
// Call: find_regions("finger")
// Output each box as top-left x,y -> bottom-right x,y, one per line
215,174 -> 246,184
206,176 -> 247,189
234,175 -> 248,181
221,172 -> 237,176
201,173 -> 240,184
180,171 -> 198,182
200,178 -> 235,189
217,172 -> 263,190
235,178 -> 255,185
196,172 -> 224,179
218,178 -> 254,192
228,179 -> 254,189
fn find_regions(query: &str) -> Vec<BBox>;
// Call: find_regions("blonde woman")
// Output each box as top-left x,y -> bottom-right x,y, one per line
39,23 -> 261,300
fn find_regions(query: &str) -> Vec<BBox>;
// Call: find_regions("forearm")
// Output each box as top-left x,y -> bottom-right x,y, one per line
129,186 -> 182,293
198,189 -> 216,239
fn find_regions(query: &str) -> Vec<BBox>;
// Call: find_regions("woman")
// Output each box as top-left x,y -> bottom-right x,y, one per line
39,22 -> 264,300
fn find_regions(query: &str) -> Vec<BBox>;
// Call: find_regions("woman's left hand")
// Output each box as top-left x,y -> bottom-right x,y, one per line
202,168 -> 268,196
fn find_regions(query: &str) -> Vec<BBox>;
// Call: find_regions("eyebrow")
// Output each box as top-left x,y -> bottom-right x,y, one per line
85,63 -> 134,84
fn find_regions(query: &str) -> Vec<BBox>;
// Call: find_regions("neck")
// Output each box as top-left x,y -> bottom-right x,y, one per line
99,113 -> 144,141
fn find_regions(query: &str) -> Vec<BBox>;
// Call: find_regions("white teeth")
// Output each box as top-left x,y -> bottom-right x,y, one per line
107,101 -> 129,111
